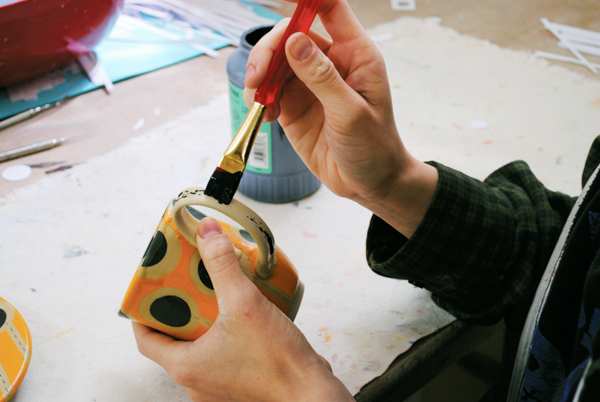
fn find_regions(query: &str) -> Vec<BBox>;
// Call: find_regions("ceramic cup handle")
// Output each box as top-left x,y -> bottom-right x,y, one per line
171,187 -> 276,279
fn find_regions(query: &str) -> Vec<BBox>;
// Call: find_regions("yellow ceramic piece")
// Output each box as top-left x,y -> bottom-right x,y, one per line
120,188 -> 304,341
0,298 -> 32,402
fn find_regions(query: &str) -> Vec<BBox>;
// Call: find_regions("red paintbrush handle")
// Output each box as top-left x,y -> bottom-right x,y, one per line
254,0 -> 324,108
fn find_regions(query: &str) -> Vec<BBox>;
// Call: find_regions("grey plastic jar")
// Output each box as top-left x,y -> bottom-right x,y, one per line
226,25 -> 320,203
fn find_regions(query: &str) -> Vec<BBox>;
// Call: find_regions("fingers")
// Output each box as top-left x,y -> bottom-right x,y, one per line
132,322 -> 183,368
285,32 -> 356,116
244,19 -> 332,122
196,218 -> 255,306
318,354 -> 333,373
244,20 -> 289,90
244,19 -> 332,91
281,0 -> 364,45
315,0 -> 365,44
246,32 -> 356,124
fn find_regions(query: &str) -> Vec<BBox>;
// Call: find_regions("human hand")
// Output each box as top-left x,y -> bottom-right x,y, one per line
132,217 -> 354,402
244,0 -> 438,237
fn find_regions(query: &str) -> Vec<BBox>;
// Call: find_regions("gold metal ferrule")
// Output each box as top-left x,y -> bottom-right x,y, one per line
218,102 -> 267,174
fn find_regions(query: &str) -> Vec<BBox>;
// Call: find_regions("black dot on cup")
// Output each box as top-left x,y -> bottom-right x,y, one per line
149,296 -> 191,327
186,206 -> 207,221
198,259 -> 214,290
239,229 -> 255,243
142,231 -> 167,267
0,308 -> 6,328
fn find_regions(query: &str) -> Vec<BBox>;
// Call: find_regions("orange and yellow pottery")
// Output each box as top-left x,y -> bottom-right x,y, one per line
0,298 -> 32,402
120,188 -> 304,341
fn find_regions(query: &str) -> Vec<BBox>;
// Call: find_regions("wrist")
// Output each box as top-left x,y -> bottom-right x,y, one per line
282,353 -> 354,402
362,156 -> 439,238
297,366 -> 355,402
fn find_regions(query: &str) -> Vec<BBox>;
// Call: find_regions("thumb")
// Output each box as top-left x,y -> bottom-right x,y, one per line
195,218 -> 253,305
285,32 -> 355,112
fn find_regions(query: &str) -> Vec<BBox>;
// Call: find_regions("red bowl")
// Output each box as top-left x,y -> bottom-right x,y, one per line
0,0 -> 123,87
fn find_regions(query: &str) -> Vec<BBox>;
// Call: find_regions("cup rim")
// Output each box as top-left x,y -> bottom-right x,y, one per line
171,187 -> 276,279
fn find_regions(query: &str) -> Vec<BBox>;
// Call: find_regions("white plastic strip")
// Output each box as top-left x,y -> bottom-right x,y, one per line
121,0 -> 277,47
540,18 -> 599,74
535,51 -> 600,69
543,20 -> 600,43
115,14 -> 221,57
558,41 -> 600,58
78,52 -> 115,94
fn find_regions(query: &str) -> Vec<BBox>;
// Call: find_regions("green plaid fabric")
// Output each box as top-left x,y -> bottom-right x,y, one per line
366,149 -> 587,324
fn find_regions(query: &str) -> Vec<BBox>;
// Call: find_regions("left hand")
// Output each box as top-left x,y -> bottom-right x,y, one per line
132,217 -> 354,402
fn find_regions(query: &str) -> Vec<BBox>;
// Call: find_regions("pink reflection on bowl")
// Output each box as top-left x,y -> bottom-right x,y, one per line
0,0 -> 123,86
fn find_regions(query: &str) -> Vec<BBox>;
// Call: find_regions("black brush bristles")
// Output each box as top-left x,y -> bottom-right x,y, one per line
204,167 -> 243,205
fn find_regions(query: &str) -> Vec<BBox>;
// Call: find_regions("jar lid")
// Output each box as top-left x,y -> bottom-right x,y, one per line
0,297 -> 32,401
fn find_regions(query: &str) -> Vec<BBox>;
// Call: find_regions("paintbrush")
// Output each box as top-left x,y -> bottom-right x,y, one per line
205,0 -> 324,205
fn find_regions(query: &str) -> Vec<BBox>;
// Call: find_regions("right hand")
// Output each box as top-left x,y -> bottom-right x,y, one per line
244,0 -> 438,237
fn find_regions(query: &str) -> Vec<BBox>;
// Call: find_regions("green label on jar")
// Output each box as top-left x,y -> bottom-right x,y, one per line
229,81 -> 272,175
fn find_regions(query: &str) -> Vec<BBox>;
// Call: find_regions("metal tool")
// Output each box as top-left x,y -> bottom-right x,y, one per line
0,133 -> 89,163
0,97 -> 69,131
28,161 -> 66,168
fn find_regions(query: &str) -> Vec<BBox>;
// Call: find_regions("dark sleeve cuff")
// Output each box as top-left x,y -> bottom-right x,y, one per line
366,161 -> 561,324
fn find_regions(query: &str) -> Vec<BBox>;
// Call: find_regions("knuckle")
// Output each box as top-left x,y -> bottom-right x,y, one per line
223,281 -> 265,318
170,365 -> 196,387
354,102 -> 374,122
135,341 -> 148,357
310,57 -> 338,86
202,235 -> 233,259
169,352 -> 200,387
134,332 -> 151,358
201,236 -> 238,272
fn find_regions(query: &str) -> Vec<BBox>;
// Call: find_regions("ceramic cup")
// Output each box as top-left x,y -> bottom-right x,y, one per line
120,187 -> 304,341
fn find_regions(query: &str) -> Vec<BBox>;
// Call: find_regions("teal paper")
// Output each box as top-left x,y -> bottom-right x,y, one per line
0,2 -> 282,120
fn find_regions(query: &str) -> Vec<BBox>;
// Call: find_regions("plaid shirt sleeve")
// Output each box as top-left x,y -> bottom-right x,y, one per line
366,156 -> 580,324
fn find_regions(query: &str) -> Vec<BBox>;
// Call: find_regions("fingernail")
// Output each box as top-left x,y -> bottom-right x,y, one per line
198,218 -> 223,239
244,64 -> 256,86
289,33 -> 312,61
